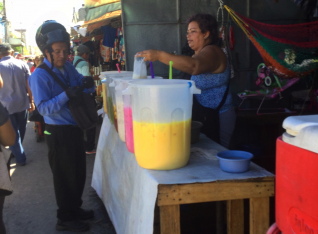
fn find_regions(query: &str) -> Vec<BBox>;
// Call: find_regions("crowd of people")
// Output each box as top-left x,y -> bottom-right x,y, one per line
13,54 -> 45,74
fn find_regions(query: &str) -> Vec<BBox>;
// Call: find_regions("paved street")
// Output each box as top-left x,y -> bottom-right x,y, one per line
3,122 -> 116,234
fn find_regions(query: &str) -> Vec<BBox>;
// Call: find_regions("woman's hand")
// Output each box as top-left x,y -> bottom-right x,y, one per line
135,50 -> 162,62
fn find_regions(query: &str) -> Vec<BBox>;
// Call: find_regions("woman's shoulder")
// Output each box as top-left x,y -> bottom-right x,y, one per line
202,44 -> 222,51
201,45 -> 227,73
203,45 -> 226,58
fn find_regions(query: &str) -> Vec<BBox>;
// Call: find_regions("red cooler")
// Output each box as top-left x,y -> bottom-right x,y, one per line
268,115 -> 318,234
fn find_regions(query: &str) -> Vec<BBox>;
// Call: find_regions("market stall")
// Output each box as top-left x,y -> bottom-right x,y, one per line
71,24 -> 125,74
86,46 -> 279,233
92,115 -> 274,234
71,0 -> 125,75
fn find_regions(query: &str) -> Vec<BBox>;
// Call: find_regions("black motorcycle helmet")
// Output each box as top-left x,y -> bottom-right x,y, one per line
36,20 -> 70,69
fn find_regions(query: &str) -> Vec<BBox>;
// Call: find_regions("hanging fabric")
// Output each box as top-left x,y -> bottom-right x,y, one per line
225,5 -> 318,78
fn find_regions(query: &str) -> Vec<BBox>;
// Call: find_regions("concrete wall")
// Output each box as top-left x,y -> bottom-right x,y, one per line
121,0 -> 306,106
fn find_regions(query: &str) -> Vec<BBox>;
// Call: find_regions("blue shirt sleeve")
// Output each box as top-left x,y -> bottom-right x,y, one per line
28,70 -> 69,116
66,62 -> 95,93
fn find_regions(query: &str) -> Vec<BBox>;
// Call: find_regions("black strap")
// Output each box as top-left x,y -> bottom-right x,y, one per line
38,63 -> 68,90
74,58 -> 85,68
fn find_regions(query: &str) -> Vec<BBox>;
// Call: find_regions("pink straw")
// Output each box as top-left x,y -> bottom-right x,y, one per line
116,63 -> 121,73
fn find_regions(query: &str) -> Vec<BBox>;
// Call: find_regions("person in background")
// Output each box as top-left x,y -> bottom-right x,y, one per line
0,43 -> 34,166
136,13 -> 236,149
15,54 -> 24,60
0,99 -> 16,234
73,44 -> 99,154
73,45 -> 99,80
27,58 -> 34,70
29,20 -> 95,232
30,55 -> 43,73
67,51 -> 74,63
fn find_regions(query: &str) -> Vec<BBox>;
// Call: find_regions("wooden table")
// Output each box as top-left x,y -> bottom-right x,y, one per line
156,177 -> 275,234
92,116 -> 275,234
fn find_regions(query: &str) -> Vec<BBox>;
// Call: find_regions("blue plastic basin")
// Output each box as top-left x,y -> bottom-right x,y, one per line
216,150 -> 253,173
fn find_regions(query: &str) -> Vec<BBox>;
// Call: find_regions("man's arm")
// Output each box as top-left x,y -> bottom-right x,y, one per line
29,72 -> 69,116
26,81 -> 35,113
0,74 -> 3,89
23,61 -> 35,112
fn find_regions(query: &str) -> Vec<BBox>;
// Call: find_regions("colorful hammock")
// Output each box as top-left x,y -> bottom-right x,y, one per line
225,5 -> 318,78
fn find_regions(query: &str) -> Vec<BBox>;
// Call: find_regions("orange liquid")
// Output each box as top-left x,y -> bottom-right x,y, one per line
133,119 -> 191,170
102,83 -> 107,114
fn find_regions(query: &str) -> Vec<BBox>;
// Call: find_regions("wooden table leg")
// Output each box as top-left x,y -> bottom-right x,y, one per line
216,201 -> 225,234
250,197 -> 270,234
227,199 -> 244,234
160,205 -> 180,234
154,205 -> 160,234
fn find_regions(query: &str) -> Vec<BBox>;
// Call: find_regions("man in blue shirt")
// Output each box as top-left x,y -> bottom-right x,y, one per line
29,20 -> 95,232
0,43 -> 33,166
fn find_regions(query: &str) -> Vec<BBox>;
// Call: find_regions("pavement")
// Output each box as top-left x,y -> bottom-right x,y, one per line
3,122 -> 116,234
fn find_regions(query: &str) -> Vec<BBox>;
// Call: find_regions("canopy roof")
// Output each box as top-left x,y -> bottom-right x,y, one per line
84,0 -> 120,9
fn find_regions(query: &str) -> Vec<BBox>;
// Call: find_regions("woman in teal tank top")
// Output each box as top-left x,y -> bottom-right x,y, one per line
136,13 -> 236,148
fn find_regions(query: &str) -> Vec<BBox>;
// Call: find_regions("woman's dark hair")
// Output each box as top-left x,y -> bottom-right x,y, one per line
187,13 -> 219,45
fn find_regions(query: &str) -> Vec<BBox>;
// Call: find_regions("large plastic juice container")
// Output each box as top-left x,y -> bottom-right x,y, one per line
122,79 -> 201,170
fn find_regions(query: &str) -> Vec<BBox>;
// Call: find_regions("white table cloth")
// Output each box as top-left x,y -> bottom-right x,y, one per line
92,116 -> 274,234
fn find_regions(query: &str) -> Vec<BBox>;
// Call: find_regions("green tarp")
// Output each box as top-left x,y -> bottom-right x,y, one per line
85,2 -> 121,21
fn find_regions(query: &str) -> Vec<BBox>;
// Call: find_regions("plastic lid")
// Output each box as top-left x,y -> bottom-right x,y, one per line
283,115 -> 318,136
128,79 -> 192,88
283,125 -> 318,153
107,74 -> 133,79
101,71 -> 133,75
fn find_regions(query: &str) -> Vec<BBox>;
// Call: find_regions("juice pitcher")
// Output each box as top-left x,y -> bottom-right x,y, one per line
122,79 -> 201,170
